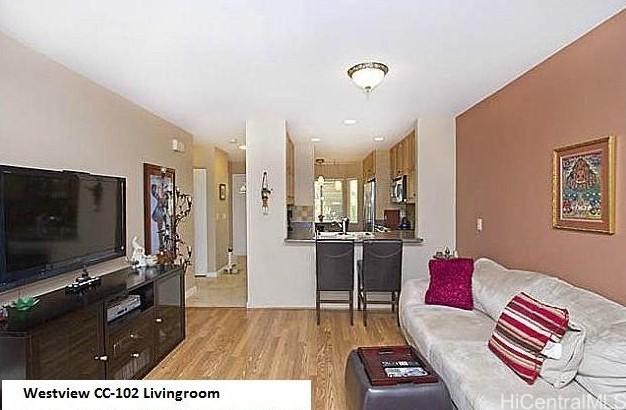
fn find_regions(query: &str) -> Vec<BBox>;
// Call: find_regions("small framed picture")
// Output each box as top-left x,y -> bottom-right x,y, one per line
219,183 -> 227,201
552,136 -> 616,234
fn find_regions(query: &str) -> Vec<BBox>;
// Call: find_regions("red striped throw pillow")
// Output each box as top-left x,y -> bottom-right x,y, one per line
488,292 -> 569,384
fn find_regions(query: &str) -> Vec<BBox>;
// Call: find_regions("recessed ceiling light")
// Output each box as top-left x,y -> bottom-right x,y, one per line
343,119 -> 357,126
373,136 -> 385,142
238,144 -> 246,150
311,138 -> 321,143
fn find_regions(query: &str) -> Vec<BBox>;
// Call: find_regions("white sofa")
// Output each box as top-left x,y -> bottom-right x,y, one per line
399,258 -> 626,410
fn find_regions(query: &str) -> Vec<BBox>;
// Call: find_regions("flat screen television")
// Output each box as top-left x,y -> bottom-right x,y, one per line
0,165 -> 126,290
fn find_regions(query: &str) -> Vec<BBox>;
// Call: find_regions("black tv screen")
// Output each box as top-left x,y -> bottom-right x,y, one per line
0,166 -> 126,290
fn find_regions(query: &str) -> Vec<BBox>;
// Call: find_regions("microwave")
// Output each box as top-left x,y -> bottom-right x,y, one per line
391,175 -> 407,203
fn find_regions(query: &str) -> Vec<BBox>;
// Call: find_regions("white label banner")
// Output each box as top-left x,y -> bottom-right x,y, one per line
2,380 -> 311,410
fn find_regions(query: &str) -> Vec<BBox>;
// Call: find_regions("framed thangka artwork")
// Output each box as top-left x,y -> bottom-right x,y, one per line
144,163 -> 176,255
552,136 -> 615,234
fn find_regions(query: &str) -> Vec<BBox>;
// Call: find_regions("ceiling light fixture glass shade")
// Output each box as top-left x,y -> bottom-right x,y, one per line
347,62 -> 389,93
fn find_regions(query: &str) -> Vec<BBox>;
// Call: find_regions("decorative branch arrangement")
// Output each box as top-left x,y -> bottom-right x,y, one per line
158,170 -> 193,272
261,171 -> 272,215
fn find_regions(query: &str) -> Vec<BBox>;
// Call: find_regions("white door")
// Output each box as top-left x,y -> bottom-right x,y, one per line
231,174 -> 247,255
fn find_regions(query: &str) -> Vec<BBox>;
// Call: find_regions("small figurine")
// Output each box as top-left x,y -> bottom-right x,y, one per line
131,236 -> 148,268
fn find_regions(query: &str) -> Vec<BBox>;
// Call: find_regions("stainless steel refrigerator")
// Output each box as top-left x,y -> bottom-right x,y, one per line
363,179 -> 376,232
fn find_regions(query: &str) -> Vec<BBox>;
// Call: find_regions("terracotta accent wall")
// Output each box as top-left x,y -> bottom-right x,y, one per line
456,10 -> 626,305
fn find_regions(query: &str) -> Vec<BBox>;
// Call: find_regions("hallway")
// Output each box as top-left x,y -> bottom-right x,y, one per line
187,256 -> 247,307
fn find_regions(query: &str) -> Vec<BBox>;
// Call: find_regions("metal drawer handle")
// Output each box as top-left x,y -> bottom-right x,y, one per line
131,353 -> 140,359
155,318 -> 163,323
94,355 -> 108,362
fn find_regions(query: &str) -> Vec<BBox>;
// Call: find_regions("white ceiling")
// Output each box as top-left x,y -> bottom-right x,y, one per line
1,1 -> 624,162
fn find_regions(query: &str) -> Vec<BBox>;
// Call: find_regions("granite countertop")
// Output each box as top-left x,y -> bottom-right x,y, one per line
285,228 -> 424,245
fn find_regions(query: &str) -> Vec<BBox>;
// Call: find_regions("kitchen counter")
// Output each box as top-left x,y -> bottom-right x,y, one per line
285,228 -> 424,245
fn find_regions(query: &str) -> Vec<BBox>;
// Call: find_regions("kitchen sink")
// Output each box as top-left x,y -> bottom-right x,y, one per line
315,231 -> 375,240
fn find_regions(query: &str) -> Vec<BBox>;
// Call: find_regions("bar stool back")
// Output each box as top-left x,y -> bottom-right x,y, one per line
358,239 -> 403,326
315,240 -> 355,325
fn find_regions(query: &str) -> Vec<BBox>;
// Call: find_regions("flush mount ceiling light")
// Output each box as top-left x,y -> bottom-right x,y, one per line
373,136 -> 385,142
311,137 -> 321,143
343,119 -> 358,126
347,62 -> 389,94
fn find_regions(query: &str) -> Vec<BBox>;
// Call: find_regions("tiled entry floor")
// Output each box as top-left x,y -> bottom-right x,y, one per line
187,256 -> 247,307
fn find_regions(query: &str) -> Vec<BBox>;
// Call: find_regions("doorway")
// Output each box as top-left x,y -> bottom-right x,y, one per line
187,156 -> 248,307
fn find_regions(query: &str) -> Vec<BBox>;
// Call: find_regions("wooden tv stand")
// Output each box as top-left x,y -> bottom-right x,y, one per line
0,265 -> 185,382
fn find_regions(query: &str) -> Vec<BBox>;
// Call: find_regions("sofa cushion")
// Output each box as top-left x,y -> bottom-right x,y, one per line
400,279 -> 494,360
473,258 -> 623,390
472,258 -> 547,320
540,322 -> 586,388
528,277 -> 626,341
425,258 -> 474,310
576,322 -> 626,410
427,341 -> 610,410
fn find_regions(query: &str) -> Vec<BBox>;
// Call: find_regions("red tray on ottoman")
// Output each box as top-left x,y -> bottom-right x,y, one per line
357,345 -> 438,386
345,346 -> 452,410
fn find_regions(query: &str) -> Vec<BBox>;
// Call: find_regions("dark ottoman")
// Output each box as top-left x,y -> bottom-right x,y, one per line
345,350 -> 452,410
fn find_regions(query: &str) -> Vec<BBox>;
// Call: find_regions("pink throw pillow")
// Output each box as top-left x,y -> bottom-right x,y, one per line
425,258 -> 474,310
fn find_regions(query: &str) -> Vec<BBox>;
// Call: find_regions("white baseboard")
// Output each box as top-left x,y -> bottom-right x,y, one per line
195,271 -> 218,278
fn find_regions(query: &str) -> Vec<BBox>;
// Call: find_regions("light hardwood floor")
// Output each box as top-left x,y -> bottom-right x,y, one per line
187,257 -> 247,307
147,307 -> 405,409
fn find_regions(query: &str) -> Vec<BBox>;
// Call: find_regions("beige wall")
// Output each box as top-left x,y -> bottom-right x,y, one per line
456,11 -> 626,305
0,32 -> 195,295
193,145 -> 232,272
230,161 -> 246,174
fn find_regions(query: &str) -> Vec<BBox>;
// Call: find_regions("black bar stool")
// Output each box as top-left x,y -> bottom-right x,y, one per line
357,240 -> 403,326
315,240 -> 355,326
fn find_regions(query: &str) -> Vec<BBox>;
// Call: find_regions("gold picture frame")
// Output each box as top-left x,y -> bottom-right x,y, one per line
552,136 -> 616,234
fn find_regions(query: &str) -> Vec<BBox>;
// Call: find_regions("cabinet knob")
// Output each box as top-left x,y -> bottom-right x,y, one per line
155,318 -> 163,323
130,333 -> 139,339
131,353 -> 140,359
94,355 -> 108,362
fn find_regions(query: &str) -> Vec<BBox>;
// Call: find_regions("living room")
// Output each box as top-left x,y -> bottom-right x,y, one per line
0,2 -> 625,410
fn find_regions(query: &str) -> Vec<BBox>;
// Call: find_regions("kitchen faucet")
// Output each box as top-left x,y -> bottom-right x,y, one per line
332,217 -> 350,235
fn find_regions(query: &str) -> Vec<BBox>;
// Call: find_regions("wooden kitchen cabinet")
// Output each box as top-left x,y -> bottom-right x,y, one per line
406,170 -> 416,203
389,130 -> 416,179
389,146 -> 395,177
286,135 -> 295,205
405,131 -> 416,173
362,151 -> 376,181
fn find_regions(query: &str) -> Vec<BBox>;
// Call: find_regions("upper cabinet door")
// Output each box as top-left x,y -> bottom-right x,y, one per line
406,131 -> 416,173
154,271 -> 185,359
